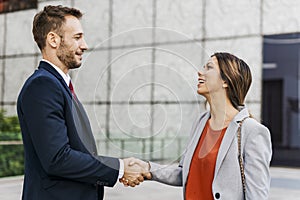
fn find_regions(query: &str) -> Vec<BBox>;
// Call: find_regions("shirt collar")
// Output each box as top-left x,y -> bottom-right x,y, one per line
42,59 -> 71,86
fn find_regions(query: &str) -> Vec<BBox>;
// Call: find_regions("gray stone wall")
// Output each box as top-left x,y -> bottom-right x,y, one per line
1,0 -> 300,161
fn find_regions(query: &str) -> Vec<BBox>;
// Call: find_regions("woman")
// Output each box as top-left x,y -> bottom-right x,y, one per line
125,52 -> 272,199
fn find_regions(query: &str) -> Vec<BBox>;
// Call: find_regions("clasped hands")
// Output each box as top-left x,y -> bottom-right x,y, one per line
120,157 -> 151,187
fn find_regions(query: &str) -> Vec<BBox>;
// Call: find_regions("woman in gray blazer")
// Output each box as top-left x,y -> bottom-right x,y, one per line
125,52 -> 272,200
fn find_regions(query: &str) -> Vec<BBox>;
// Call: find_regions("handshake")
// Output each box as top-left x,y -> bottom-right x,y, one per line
120,157 -> 152,187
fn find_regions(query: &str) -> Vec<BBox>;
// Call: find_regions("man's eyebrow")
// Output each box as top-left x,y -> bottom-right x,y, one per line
74,32 -> 84,36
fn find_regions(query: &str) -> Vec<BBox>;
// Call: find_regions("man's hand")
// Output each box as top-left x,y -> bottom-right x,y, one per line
120,157 -> 152,187
129,158 -> 152,180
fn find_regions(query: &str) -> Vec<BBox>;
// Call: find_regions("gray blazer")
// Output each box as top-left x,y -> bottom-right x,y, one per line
150,108 -> 272,200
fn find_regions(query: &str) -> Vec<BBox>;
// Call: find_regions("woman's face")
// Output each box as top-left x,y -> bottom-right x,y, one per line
197,56 -> 225,97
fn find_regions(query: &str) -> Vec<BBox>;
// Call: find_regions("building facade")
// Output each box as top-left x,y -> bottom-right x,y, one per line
0,0 -> 299,165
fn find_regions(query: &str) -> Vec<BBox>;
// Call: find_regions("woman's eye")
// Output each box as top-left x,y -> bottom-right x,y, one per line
203,64 -> 213,70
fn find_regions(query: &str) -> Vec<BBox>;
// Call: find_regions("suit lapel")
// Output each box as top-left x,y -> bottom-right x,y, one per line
38,61 -> 72,99
39,61 -> 98,155
72,100 -> 98,154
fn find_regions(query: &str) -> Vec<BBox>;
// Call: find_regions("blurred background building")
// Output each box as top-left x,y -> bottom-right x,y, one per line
0,0 -> 299,166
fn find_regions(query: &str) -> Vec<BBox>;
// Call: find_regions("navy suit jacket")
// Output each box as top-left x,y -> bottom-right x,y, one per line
17,61 -> 119,200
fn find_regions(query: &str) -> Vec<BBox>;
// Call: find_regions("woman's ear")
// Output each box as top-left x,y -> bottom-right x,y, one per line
222,82 -> 228,88
46,32 -> 60,48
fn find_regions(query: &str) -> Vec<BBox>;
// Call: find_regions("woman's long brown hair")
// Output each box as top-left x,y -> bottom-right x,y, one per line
212,52 -> 252,110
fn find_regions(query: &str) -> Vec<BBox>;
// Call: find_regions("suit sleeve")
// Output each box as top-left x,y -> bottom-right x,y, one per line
19,76 -> 119,186
243,122 -> 272,199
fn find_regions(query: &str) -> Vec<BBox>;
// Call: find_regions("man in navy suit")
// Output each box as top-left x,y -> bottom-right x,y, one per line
17,5 -> 150,200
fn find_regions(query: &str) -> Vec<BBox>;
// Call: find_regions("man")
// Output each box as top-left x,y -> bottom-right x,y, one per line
17,5 -> 149,200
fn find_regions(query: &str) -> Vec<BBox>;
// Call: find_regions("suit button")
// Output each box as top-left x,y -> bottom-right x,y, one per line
215,192 -> 220,199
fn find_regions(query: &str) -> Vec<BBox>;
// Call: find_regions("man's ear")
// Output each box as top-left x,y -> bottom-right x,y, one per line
46,32 -> 60,48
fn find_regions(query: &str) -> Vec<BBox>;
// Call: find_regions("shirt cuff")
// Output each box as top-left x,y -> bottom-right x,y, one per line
118,159 -> 124,179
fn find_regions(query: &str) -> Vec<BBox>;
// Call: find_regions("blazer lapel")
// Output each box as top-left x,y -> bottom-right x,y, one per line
214,121 -> 239,177
214,108 -> 250,177
183,112 -> 210,184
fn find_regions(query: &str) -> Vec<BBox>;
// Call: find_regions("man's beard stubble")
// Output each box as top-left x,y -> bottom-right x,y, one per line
57,40 -> 81,70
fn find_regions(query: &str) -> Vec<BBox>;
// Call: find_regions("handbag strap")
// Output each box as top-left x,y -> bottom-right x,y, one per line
237,117 -> 249,199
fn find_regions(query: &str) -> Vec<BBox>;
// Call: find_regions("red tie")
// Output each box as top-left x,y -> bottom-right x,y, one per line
69,81 -> 78,101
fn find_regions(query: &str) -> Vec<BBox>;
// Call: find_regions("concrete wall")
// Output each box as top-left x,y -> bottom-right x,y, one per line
1,0 -> 300,160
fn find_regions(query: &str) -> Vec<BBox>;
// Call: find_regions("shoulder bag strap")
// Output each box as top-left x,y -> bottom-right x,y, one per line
237,117 -> 249,200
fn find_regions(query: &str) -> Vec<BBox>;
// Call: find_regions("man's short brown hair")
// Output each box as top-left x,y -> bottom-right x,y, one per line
32,5 -> 83,51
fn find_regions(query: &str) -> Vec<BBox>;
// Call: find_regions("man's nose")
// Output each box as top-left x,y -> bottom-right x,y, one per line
80,38 -> 88,51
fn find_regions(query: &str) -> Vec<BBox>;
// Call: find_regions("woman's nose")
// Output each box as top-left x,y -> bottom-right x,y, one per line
198,70 -> 203,76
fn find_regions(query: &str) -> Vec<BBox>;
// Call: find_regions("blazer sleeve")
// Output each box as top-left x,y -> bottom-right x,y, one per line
243,120 -> 272,199
149,112 -> 208,187
149,161 -> 183,186
19,76 -> 119,186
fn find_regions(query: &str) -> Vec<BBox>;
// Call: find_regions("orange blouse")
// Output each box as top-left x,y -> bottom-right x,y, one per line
185,121 -> 227,200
